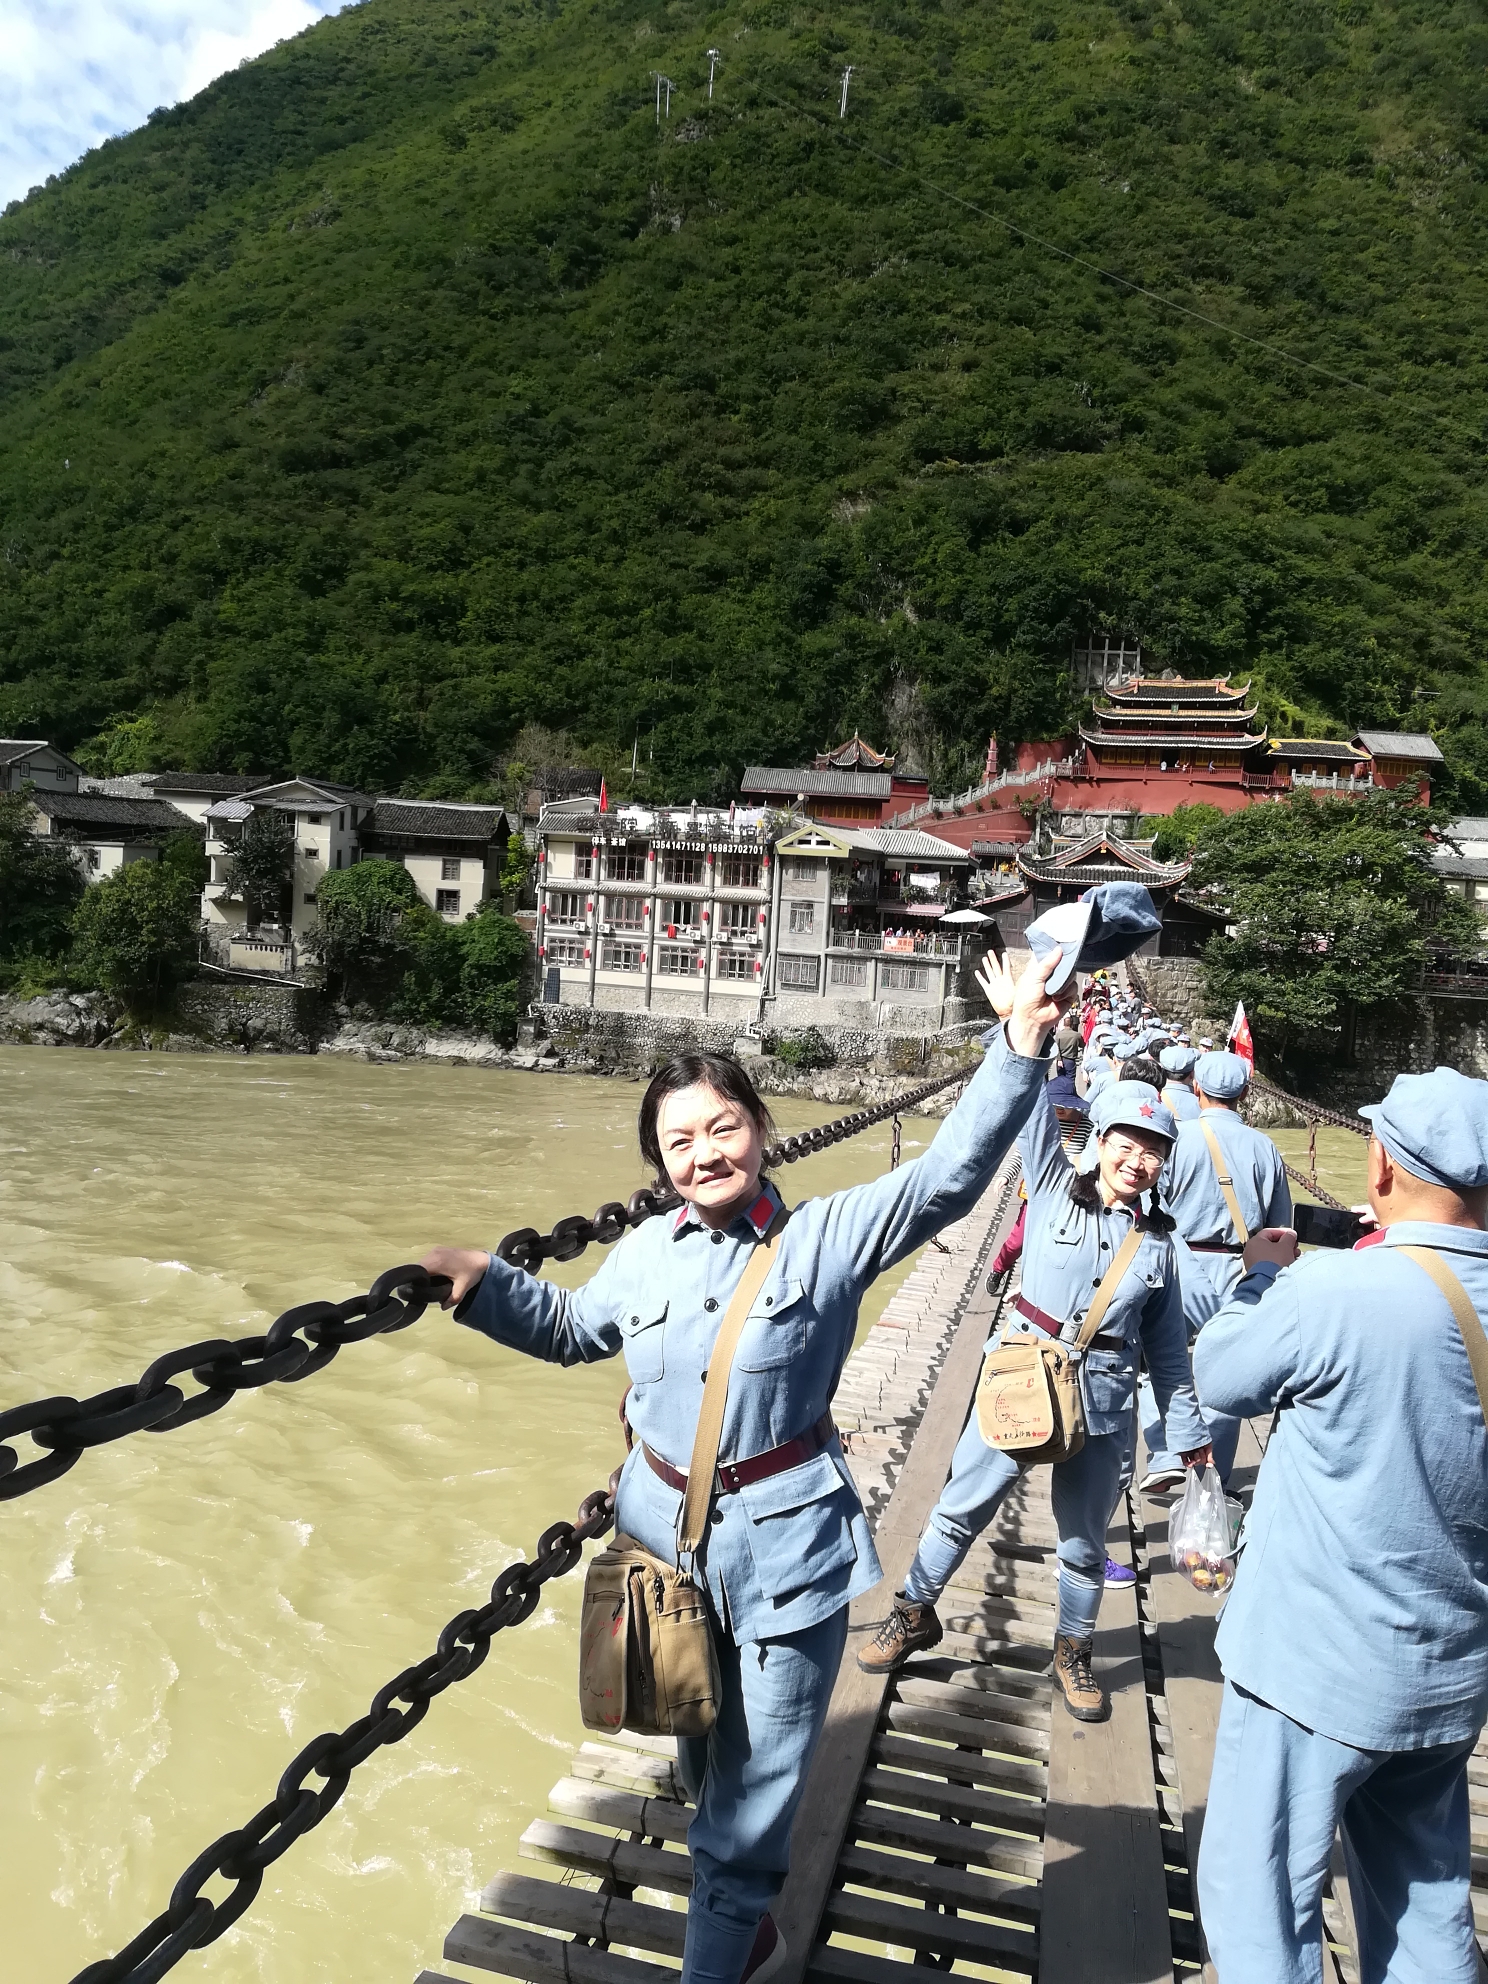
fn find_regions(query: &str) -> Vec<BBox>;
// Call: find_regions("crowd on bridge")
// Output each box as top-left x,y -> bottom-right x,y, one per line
427,877 -> 1488,1984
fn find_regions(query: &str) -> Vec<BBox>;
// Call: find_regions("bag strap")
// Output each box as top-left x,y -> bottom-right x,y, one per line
677,1204 -> 791,1553
1199,1119 -> 1251,1246
1395,1246 -> 1488,1429
1072,1223 -> 1146,1356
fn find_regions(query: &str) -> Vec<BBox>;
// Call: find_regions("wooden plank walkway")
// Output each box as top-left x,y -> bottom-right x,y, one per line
415,1161 -> 1488,1984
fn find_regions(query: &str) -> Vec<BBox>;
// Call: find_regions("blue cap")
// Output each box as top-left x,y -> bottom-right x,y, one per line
1023,882 -> 1163,995
1047,1071 -> 1088,1115
1076,1080 -> 1178,1171
1196,1051 -> 1251,1100
1160,1045 -> 1198,1077
1112,1038 -> 1144,1062
1085,1064 -> 1116,1100
1359,1068 -> 1488,1191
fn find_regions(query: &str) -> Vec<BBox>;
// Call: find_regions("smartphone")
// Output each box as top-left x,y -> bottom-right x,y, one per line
1291,1202 -> 1368,1250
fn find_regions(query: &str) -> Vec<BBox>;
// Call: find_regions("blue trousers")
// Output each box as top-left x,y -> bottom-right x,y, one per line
902,1412 -> 1125,1638
1139,1370 -> 1241,1483
676,1605 -> 847,1984
1198,1680 -> 1481,1984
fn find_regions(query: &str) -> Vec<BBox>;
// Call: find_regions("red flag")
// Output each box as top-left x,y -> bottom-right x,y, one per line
598,777 -> 608,813
1229,1000 -> 1254,1069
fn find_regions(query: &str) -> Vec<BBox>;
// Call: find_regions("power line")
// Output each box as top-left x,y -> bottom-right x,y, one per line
754,85 -> 1486,448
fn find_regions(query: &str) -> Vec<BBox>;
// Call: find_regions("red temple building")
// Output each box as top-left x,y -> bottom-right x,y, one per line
740,734 -> 930,827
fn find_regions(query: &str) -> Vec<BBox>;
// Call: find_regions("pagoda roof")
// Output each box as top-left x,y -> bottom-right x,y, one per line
815,732 -> 896,772
1080,723 -> 1268,751
1105,675 -> 1253,705
1017,830 -> 1192,889
1092,703 -> 1260,728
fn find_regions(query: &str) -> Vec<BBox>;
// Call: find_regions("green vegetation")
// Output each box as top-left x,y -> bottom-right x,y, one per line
69,861 -> 203,1006
1170,790 -> 1479,1063
313,858 -> 528,1038
3,0 -> 1488,800
0,789 -> 85,982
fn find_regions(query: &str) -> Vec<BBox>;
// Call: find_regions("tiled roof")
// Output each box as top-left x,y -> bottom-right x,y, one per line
365,800 -> 510,841
29,792 -> 200,837
239,777 -> 376,809
1353,731 -> 1445,763
1433,855 -> 1488,880
1104,678 -> 1252,703
144,772 -> 269,795
741,767 -> 892,799
1080,724 -> 1268,750
1445,819 -> 1488,841
970,841 -> 1025,858
0,738 -> 52,762
852,828 -> 971,861
1267,739 -> 1367,761
1093,705 -> 1260,726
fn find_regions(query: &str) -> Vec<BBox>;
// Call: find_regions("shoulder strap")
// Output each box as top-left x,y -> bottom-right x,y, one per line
1199,1119 -> 1250,1245
1073,1223 -> 1146,1354
678,1205 -> 791,1553
1395,1246 -> 1488,1429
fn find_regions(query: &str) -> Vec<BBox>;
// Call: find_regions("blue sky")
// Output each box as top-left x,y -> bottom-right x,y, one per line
1,1 -> 354,209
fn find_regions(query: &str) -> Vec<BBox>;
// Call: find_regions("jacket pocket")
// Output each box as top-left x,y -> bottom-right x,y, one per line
735,1277 -> 809,1372
1081,1346 -> 1136,1418
621,1303 -> 668,1385
738,1450 -> 858,1599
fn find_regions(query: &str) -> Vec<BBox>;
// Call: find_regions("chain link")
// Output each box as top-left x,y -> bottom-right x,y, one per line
69,1491 -> 616,1984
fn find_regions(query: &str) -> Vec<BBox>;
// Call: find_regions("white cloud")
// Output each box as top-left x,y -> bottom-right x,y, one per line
0,1 -> 353,210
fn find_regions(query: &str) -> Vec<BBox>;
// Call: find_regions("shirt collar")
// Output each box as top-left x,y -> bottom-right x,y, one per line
671,1178 -> 782,1240
1381,1221 -> 1488,1255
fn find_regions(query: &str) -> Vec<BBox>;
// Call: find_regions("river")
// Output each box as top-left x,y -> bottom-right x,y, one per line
0,1047 -> 952,1982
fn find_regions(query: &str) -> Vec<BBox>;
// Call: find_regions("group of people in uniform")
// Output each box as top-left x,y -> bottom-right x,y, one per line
422,877 -> 1487,1984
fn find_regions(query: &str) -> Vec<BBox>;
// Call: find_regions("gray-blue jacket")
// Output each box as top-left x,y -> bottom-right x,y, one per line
458,1029 -> 1048,1642
993,1084 -> 1208,1452
1164,1107 -> 1292,1308
1194,1224 -> 1488,1751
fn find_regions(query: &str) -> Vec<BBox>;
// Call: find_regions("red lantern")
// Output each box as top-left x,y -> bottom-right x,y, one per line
584,946 -> 591,961
702,906 -> 710,922
539,945 -> 547,958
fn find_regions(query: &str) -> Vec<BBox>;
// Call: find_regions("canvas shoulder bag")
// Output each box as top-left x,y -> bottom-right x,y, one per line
976,1222 -> 1146,1465
579,1206 -> 789,1738
1395,1246 -> 1488,1427
1199,1120 -> 1250,1246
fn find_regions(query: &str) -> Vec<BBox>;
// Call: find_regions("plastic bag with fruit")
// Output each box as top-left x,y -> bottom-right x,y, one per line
1171,1462 -> 1237,1594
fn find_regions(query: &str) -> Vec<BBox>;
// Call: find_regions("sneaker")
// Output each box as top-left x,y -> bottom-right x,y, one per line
857,1595 -> 944,1674
742,1915 -> 788,1984
1103,1555 -> 1136,1587
1053,1633 -> 1110,1723
1139,1468 -> 1185,1497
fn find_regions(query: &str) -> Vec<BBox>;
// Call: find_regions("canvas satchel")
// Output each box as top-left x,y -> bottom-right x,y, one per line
976,1224 -> 1145,1465
579,1205 -> 789,1737
1199,1120 -> 1251,1246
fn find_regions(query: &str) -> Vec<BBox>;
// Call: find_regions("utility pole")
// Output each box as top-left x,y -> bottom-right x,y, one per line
839,65 -> 854,117
706,48 -> 721,97
651,72 -> 675,123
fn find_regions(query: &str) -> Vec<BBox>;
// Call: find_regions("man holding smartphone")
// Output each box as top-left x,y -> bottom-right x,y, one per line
1192,1067 -> 1488,1984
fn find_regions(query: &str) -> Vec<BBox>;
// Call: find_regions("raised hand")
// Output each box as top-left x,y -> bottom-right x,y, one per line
1007,947 -> 1070,1060
975,949 -> 1017,1019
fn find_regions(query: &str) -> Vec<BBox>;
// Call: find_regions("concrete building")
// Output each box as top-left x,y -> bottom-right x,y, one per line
357,800 -> 513,920
25,790 -> 201,878
202,777 -> 373,971
1434,818 -> 1488,950
1,740 -> 83,795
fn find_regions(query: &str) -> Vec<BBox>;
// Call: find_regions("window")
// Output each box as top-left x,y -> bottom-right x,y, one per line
607,896 -> 645,929
302,845 -> 319,861
788,901 -> 815,935
784,857 -> 819,883
661,899 -> 696,931
308,813 -> 324,825
338,811 -> 345,830
441,856 -> 461,881
829,958 -> 868,987
880,961 -> 931,992
719,856 -> 760,888
303,891 -> 318,906
335,849 -> 343,870
549,892 -> 586,926
657,946 -> 696,976
605,851 -> 647,882
719,900 -> 754,933
660,853 -> 702,886
602,940 -> 645,972
778,955 -> 819,991
436,889 -> 461,915
573,849 -> 595,881
546,935 -> 586,966
716,952 -> 754,980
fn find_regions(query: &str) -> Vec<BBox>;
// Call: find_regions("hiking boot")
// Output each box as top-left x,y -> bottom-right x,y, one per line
857,1595 -> 943,1673
742,1915 -> 788,1984
1053,1633 -> 1110,1722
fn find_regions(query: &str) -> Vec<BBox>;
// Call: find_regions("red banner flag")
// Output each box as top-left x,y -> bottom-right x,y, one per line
1229,1000 -> 1254,1068
598,776 -> 608,813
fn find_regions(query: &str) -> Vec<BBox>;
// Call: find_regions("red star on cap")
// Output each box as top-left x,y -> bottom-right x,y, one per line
1138,1102 -> 1155,1118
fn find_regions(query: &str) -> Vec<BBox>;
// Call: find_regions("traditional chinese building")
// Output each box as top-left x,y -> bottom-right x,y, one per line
740,735 -> 930,828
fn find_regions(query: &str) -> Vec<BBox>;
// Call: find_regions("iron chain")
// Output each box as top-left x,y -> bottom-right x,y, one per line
69,1491 -> 616,1984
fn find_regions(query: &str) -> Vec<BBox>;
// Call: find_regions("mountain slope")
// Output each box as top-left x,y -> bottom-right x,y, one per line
3,0 -> 1488,799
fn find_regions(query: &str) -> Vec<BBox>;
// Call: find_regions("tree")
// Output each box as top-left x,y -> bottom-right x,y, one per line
453,904 -> 529,1040
1189,792 -> 1480,1068
0,787 -> 85,973
224,810 -> 294,927
311,858 -> 424,1003
69,860 -> 202,1008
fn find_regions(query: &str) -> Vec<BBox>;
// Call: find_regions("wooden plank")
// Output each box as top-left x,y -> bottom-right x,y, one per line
835,1840 -> 1040,1918
520,1819 -> 692,1897
881,1698 -> 1050,1763
471,1872 -> 687,1958
820,1887 -> 1037,1969
1038,1486 -> 1174,1984
849,1800 -> 1044,1876
547,1778 -> 694,1847
892,1672 -> 1051,1730
907,1651 -> 1051,1700
442,1918 -> 678,1984
871,1729 -> 1047,1798
858,1764 -> 1045,1838
772,1182 -> 1021,1982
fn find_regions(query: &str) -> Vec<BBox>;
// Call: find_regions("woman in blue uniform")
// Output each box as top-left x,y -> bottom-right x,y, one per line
860,958 -> 1211,1722
418,950 -> 1067,1984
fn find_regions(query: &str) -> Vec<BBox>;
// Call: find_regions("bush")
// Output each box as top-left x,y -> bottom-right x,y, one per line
775,1028 -> 835,1071
70,860 -> 201,1008
0,787 -> 85,974
312,858 -> 424,1003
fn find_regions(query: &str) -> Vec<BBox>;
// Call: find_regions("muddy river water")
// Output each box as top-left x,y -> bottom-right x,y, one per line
0,1047 -> 954,1982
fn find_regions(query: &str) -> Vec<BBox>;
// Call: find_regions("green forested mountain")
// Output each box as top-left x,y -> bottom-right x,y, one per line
3,0 -> 1488,801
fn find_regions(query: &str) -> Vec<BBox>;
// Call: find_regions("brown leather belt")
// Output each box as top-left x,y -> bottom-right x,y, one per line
643,1412 -> 836,1495
1013,1293 -> 1122,1355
